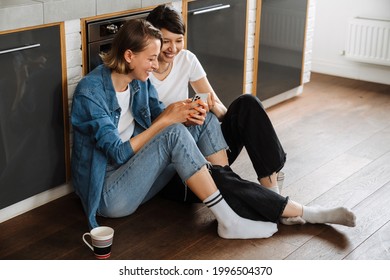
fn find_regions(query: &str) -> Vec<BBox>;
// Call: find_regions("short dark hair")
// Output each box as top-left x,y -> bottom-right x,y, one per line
146,4 -> 185,35
101,19 -> 162,74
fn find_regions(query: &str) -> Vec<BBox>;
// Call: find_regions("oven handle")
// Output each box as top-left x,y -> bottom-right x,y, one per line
190,4 -> 231,15
0,43 -> 41,55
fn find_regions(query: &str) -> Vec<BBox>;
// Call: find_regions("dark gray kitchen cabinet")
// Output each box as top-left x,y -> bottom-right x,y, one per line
0,23 -> 70,209
254,0 -> 308,100
184,0 -> 248,107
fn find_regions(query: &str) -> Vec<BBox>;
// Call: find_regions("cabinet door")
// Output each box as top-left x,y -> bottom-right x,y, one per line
186,0 -> 247,107
0,24 -> 69,209
255,0 -> 308,100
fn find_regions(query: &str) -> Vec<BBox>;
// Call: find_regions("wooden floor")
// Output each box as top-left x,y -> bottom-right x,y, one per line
1,73 -> 390,260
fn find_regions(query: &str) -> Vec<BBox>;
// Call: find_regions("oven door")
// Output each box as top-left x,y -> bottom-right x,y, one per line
88,38 -> 113,73
84,10 -> 151,74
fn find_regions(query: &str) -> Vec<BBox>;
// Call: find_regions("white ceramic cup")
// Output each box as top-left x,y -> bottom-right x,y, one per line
82,226 -> 114,259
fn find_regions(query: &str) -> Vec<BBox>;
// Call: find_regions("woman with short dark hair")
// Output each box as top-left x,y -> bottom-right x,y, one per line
146,5 -> 357,228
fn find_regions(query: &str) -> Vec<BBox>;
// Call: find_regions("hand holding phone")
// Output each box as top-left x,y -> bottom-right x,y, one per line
192,93 -> 208,103
187,93 -> 208,125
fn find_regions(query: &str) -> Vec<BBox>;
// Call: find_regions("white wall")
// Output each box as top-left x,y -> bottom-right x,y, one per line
312,0 -> 390,85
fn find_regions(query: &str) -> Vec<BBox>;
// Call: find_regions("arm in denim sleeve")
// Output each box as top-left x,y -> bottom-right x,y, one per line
71,89 -> 134,165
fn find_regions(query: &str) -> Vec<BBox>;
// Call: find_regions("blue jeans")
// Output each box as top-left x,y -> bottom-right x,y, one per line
97,113 -> 228,218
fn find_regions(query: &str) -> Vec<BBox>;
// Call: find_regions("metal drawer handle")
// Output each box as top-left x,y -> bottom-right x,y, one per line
191,4 -> 231,15
0,43 -> 41,55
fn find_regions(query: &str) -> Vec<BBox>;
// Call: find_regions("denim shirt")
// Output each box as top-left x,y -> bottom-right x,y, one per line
71,65 -> 165,229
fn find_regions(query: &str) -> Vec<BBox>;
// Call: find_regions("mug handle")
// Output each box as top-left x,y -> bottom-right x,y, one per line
82,233 -> 94,251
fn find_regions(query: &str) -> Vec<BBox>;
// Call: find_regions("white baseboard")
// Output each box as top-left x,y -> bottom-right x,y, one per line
262,86 -> 304,109
0,183 -> 74,223
312,58 -> 390,85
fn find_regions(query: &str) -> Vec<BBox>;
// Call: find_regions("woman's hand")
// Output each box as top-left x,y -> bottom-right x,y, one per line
190,77 -> 227,120
131,100 -> 205,154
155,100 -> 200,126
184,98 -> 208,126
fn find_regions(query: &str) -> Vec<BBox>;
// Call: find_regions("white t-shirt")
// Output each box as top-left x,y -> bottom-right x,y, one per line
116,86 -> 135,142
149,49 -> 206,106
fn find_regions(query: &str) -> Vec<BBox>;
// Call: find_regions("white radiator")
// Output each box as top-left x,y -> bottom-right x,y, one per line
345,17 -> 390,66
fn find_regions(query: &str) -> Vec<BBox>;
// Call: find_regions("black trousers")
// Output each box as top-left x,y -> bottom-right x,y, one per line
160,165 -> 288,222
221,94 -> 286,179
159,94 -> 288,222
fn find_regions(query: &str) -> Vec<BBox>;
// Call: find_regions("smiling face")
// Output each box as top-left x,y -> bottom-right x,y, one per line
158,28 -> 184,64
127,38 -> 161,81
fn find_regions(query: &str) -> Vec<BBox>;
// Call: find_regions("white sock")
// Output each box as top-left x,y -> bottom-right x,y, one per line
267,184 -> 305,226
277,171 -> 285,189
268,186 -> 280,194
204,190 -> 278,239
302,206 -> 356,227
280,216 -> 306,225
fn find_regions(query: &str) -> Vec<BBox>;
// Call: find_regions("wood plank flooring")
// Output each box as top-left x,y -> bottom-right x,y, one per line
1,73 -> 390,260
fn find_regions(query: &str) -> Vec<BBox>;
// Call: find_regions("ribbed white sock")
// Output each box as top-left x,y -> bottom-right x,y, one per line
302,206 -> 356,227
268,186 -> 280,194
280,216 -> 306,225
204,190 -> 278,239
267,185 -> 305,225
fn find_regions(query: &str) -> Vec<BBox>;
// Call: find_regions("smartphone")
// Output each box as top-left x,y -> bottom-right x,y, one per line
192,93 -> 208,103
